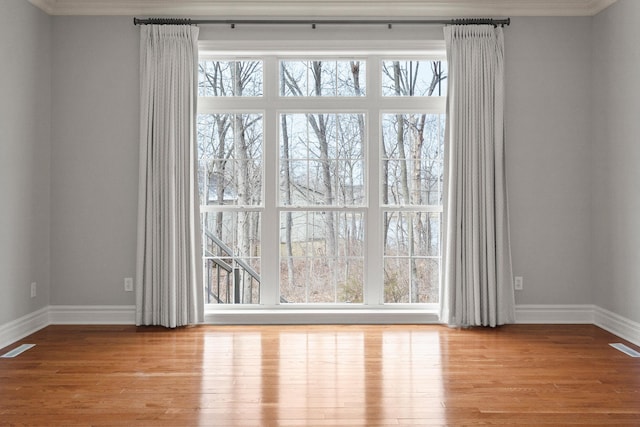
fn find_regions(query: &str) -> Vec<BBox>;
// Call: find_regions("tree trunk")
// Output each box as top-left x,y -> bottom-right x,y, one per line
280,109 -> 295,290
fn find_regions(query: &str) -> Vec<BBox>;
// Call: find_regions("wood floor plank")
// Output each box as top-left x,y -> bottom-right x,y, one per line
1,324 -> 639,425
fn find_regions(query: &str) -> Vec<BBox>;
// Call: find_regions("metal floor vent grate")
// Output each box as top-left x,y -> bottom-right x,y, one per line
1,344 -> 36,358
609,343 -> 640,358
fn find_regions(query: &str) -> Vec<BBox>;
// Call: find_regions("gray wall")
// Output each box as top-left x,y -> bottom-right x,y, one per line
50,17 -> 139,305
2,6 -> 635,324
592,0 -> 640,323
0,0 -> 51,325
47,16 -> 597,309
506,17 -> 594,305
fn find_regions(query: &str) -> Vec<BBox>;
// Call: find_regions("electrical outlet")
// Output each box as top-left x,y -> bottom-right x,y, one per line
514,276 -> 523,291
30,282 -> 37,298
124,277 -> 134,292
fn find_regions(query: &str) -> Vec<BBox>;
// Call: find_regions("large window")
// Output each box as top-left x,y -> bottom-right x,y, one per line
197,48 -> 446,309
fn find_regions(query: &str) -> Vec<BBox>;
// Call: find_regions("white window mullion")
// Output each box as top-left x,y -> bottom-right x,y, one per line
365,55 -> 384,308
260,56 -> 279,307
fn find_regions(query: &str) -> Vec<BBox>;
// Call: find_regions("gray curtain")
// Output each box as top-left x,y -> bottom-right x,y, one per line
440,25 -> 515,327
136,25 -> 203,327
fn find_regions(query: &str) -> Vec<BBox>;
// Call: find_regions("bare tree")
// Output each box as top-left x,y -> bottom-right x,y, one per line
199,60 -> 263,303
280,60 -> 367,302
381,60 -> 446,302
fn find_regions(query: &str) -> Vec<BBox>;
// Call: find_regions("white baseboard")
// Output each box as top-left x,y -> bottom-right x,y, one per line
48,305 -> 136,324
594,306 -> 640,347
515,304 -> 596,324
0,307 -> 50,351
514,304 -> 640,347
1,304 -> 638,349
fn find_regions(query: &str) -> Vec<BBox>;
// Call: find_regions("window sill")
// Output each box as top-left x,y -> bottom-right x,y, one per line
203,307 -> 440,325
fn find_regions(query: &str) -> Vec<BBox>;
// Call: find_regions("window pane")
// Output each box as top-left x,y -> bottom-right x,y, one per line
280,211 -> 364,303
384,257 -> 410,303
198,113 -> 263,206
199,60 -> 263,96
203,211 -> 261,304
280,113 -> 365,206
381,60 -> 447,97
384,211 -> 440,257
280,60 -> 366,96
381,113 -> 444,206
383,211 -> 440,304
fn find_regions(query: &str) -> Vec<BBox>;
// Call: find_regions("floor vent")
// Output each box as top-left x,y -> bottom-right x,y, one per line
609,343 -> 640,358
1,344 -> 35,358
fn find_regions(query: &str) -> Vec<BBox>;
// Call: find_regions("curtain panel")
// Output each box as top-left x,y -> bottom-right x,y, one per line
136,25 -> 203,327
440,25 -> 515,327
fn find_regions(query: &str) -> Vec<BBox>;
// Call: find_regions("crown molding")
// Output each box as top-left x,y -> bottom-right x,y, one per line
28,0 -> 56,15
582,0 -> 619,15
27,0 -> 618,17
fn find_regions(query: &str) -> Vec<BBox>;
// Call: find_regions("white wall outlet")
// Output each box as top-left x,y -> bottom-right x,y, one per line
514,276 -> 524,291
30,282 -> 37,298
124,277 -> 134,292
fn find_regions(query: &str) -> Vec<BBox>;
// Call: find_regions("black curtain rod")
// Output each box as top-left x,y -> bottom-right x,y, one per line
133,17 -> 510,28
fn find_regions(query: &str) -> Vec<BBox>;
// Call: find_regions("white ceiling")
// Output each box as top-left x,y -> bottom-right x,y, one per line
27,0 -> 618,17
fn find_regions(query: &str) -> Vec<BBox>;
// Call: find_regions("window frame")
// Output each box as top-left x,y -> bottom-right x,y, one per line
198,40 -> 446,313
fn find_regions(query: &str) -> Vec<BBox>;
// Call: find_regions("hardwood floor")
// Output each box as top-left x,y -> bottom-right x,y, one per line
1,324 -> 639,426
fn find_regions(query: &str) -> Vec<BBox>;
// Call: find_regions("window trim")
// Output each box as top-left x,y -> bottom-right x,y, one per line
198,40 -> 445,314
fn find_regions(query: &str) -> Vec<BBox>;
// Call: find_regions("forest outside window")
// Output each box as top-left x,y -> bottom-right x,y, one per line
197,50 -> 446,308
